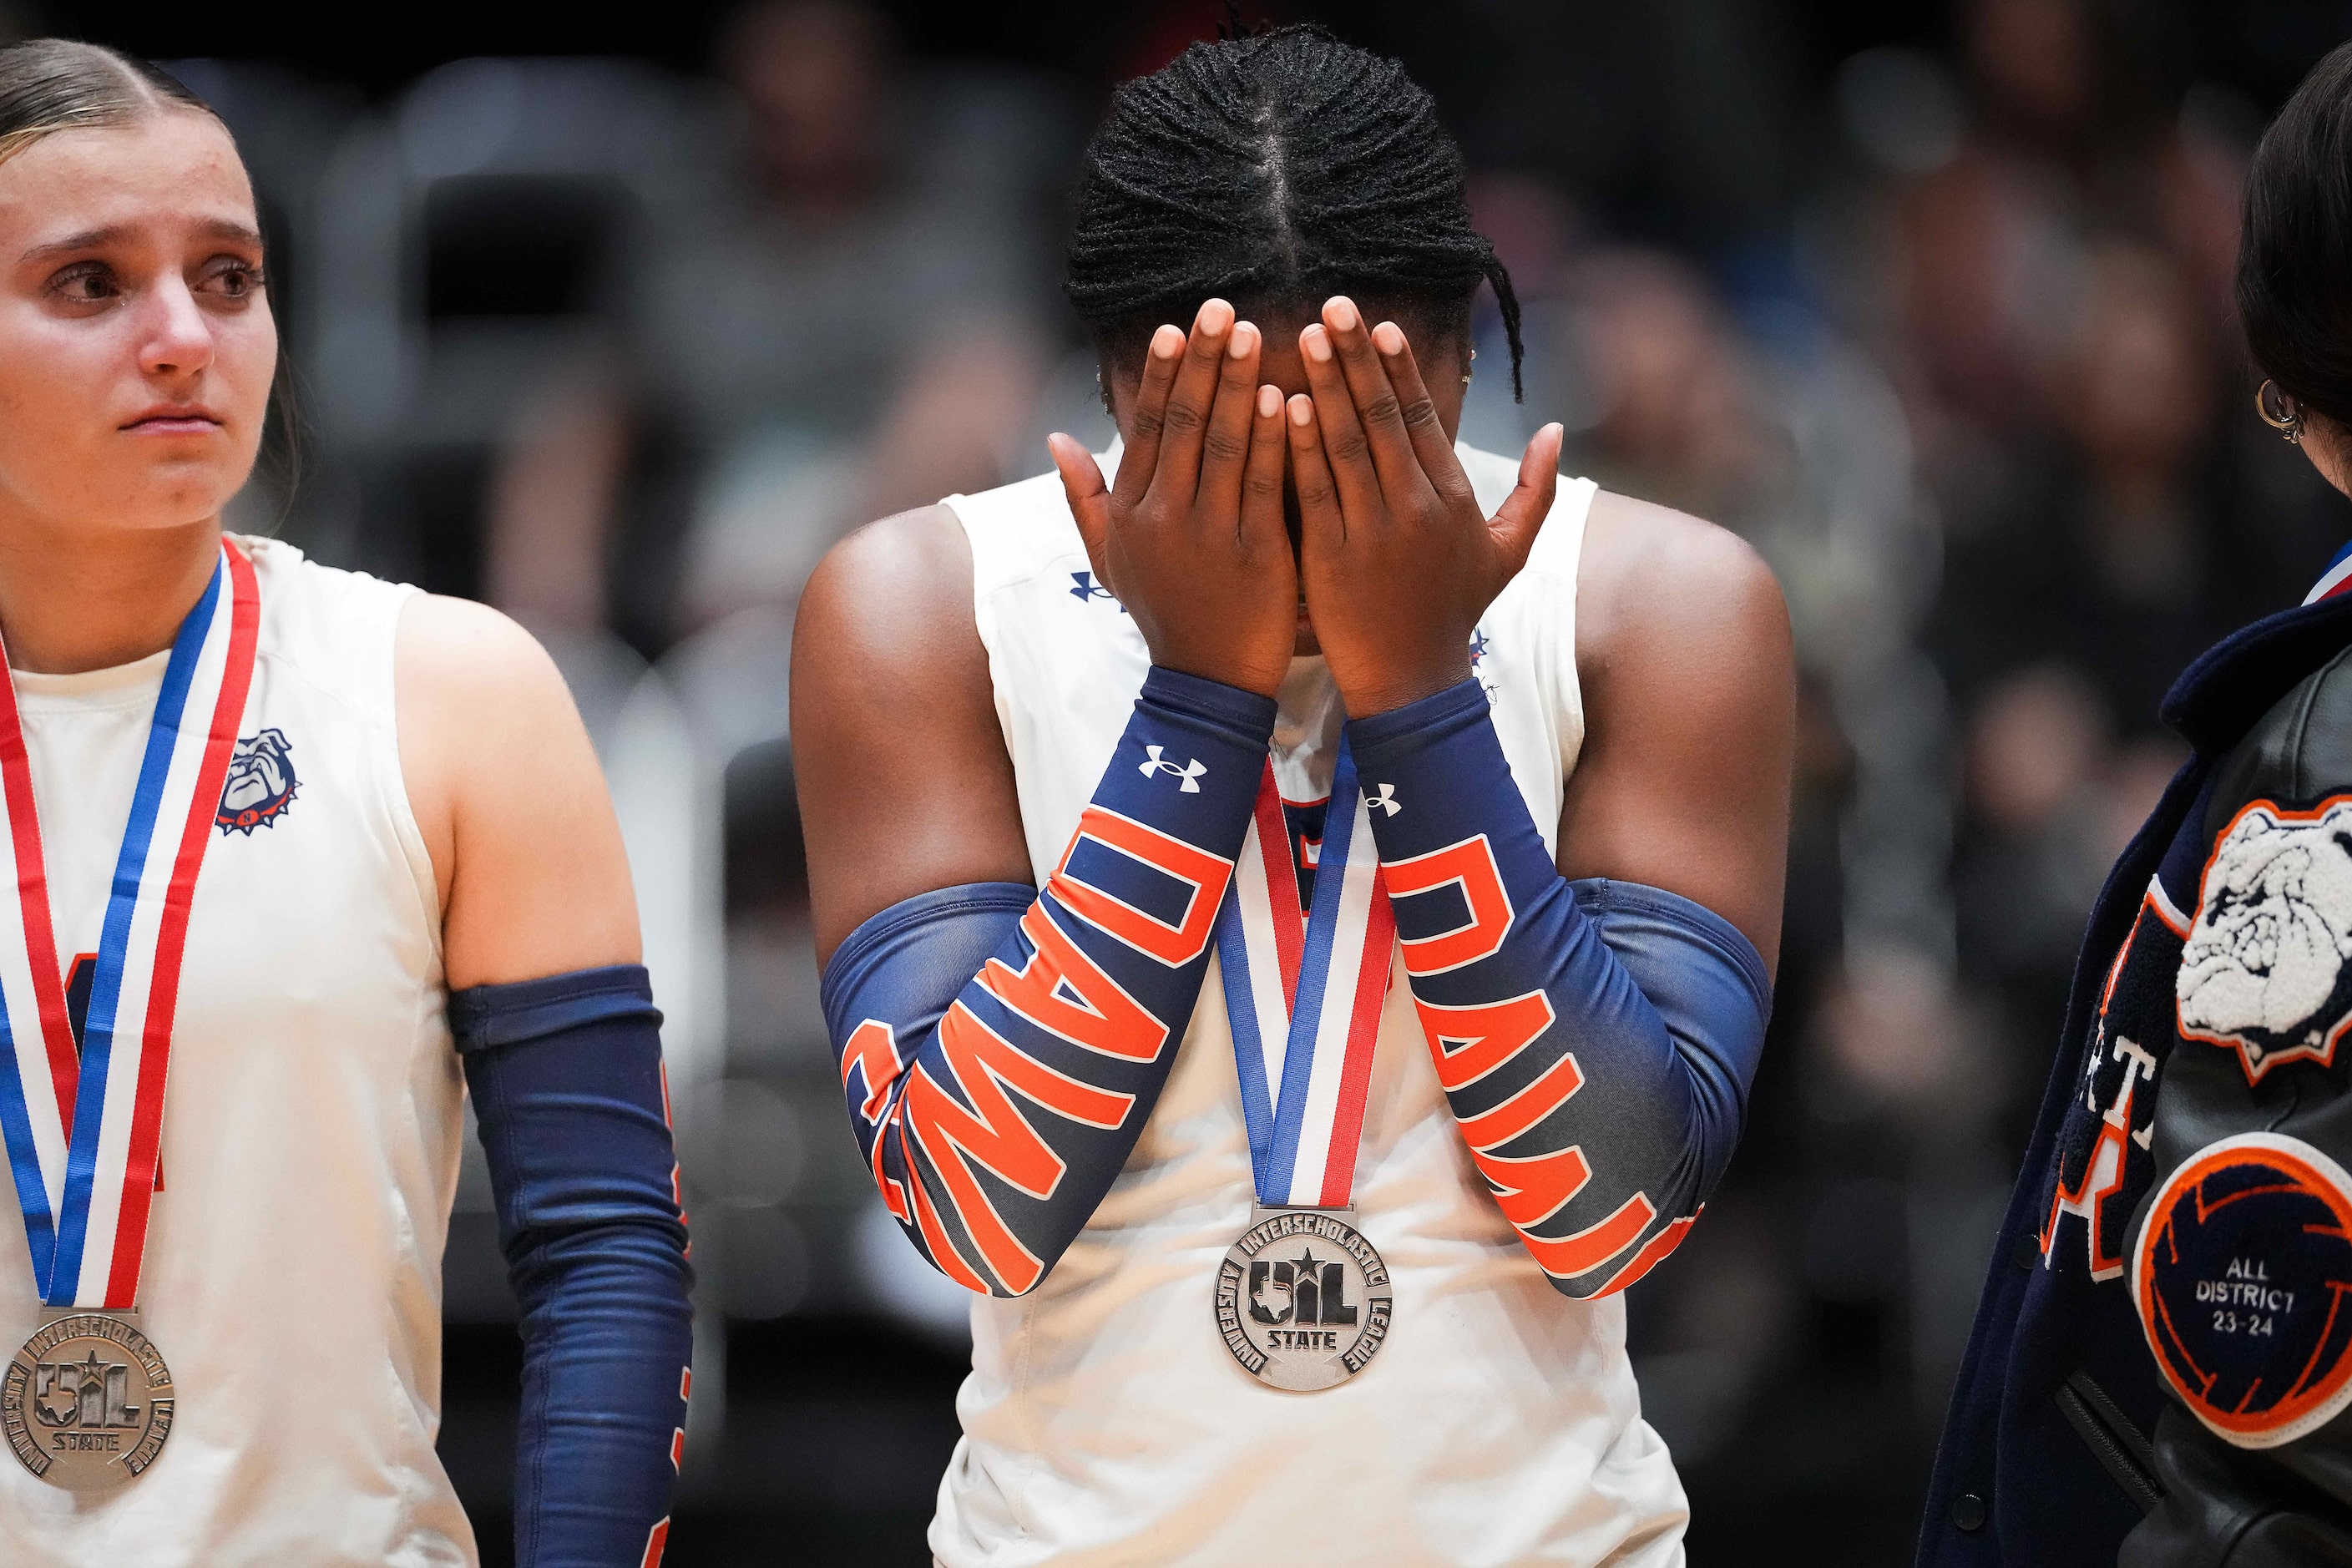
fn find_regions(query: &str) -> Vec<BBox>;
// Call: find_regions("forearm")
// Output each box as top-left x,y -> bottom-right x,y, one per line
508,1223 -> 695,1564
455,967 -> 695,1568
822,667 -> 1274,1297
1348,680 -> 1771,1297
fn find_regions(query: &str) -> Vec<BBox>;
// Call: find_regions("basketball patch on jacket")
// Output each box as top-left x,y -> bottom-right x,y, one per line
2177,797 -> 2352,1083
216,727 -> 297,835
2133,1131 -> 2352,1449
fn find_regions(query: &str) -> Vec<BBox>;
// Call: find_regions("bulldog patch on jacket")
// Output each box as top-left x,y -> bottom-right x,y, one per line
2177,796 -> 2352,1083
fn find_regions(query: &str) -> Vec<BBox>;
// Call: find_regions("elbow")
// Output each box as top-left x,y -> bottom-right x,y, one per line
1518,1225 -> 1631,1301
982,1247 -> 1059,1298
1516,1191 -> 1707,1301
899,1222 -> 1069,1300
508,1214 -> 696,1320
873,1188 -> 1071,1298
1540,1267 -> 1609,1302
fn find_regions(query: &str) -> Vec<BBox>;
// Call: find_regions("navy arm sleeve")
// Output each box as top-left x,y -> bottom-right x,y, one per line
1348,680 -> 1773,1297
453,965 -> 695,1568
819,666 -> 1274,1297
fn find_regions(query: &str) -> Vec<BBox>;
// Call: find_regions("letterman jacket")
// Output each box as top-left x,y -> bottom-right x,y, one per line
1920,587 -> 2352,1565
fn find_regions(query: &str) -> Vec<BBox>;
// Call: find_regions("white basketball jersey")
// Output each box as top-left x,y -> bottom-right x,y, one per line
933,447 -> 1688,1567
0,538 -> 473,1565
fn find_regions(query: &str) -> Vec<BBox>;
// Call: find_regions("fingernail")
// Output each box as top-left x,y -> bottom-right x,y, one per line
1228,321 -> 1257,358
1257,384 -> 1280,417
1373,322 -> 1404,355
1151,325 -> 1183,359
1287,394 -> 1315,426
1327,297 -> 1358,331
1303,326 -> 1333,363
1200,298 -> 1234,334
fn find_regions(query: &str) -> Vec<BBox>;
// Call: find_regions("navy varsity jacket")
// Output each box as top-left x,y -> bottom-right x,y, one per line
1920,587 -> 2352,1565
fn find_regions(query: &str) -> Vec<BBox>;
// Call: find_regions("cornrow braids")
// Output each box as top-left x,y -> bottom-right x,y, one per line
1065,24 -> 1525,401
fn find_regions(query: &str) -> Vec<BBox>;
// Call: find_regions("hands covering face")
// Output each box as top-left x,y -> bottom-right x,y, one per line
1050,296 -> 1565,714
1049,300 -> 1297,701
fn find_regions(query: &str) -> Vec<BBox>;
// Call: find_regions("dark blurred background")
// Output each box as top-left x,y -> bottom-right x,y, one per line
28,0 -> 2352,1560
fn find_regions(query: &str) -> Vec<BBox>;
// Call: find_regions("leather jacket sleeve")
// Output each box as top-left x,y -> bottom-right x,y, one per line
2122,645 -> 2352,1565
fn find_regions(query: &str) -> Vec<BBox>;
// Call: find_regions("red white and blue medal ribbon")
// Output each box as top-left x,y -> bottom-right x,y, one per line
2309,540 -> 2352,605
1216,738 -> 1396,1208
0,541 -> 258,1310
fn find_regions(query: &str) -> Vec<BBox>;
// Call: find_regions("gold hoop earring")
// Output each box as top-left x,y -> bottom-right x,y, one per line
2258,378 -> 2306,444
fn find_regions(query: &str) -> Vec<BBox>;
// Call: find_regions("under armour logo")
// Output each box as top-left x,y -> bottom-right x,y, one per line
1140,745 -> 1206,792
1368,783 -> 1400,817
1070,571 -> 1124,609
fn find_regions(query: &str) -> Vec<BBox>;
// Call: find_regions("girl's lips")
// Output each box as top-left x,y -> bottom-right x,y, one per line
123,416 -> 220,435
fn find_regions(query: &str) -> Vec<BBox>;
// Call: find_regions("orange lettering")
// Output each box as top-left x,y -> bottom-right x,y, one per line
905,1003 -> 1136,1294
839,1019 -> 905,1121
1048,806 -> 1232,965
1414,991 -> 1556,1091
1382,837 -> 1514,975
1409,979 -> 1652,1283
978,904 -> 1169,1062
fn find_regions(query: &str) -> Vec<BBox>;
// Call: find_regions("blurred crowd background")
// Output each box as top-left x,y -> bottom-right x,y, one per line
34,0 -> 2352,1560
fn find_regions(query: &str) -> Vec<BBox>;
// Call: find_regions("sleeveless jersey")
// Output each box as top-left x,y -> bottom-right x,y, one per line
0,538 -> 473,1565
933,447 -> 1688,1567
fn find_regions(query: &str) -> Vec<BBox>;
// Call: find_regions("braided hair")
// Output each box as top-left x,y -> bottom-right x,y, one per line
1065,25 -> 1525,400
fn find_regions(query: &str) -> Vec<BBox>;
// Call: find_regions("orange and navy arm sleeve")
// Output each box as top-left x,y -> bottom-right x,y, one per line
1347,679 -> 1772,1298
820,667 -> 1274,1297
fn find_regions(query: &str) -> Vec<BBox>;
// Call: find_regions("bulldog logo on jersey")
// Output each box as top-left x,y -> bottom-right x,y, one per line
215,728 -> 297,836
2177,796 -> 2352,1082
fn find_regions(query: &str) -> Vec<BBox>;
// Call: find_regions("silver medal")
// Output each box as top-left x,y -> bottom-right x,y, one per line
1,1311 -> 175,1490
1215,1205 -> 1393,1391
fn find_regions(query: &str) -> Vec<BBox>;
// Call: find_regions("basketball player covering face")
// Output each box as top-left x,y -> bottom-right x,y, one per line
797,28 -> 1793,1568
0,41 -> 690,1568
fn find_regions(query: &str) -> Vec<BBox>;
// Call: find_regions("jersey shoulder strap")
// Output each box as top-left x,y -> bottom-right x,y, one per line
237,534 -> 417,729
943,467 -> 1090,605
